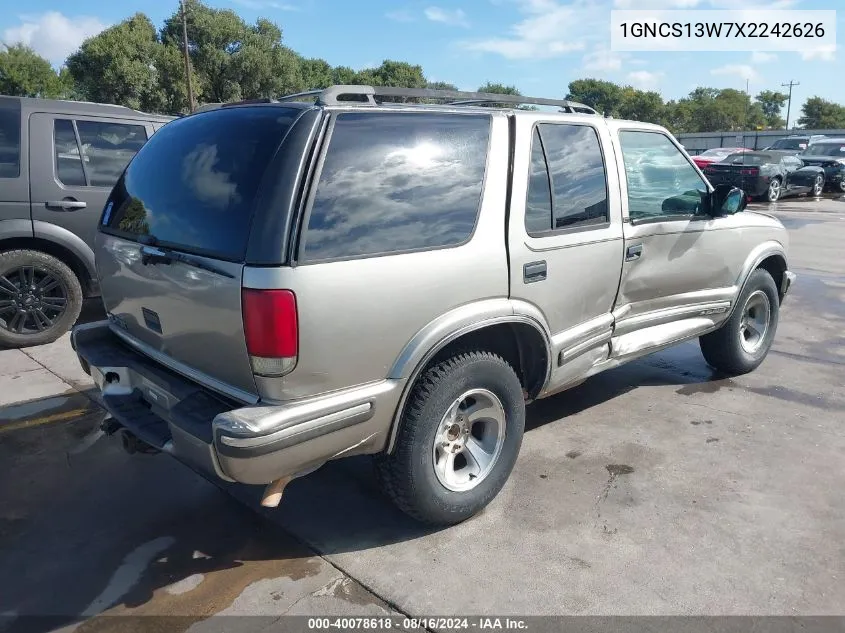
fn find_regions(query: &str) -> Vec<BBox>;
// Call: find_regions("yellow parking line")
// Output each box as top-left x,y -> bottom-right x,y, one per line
0,408 -> 95,434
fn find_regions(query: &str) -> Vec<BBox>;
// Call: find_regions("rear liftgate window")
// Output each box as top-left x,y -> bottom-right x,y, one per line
101,107 -> 300,261
301,112 -> 491,262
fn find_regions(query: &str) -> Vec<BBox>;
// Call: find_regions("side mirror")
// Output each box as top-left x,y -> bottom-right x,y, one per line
710,184 -> 747,216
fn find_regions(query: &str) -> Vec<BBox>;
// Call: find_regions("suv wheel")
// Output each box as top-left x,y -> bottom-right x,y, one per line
0,250 -> 83,348
375,351 -> 525,525
698,268 -> 779,375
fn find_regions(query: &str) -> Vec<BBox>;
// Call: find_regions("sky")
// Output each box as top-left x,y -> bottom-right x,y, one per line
1,0 -> 843,112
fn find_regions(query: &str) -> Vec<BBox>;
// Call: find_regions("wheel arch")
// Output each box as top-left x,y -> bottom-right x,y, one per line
385,300 -> 552,453
0,222 -> 97,296
731,242 -> 788,315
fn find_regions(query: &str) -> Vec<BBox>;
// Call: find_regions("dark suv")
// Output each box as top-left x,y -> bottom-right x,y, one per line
0,96 -> 171,347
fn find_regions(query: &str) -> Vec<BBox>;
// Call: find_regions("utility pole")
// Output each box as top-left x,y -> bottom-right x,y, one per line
781,80 -> 799,130
181,0 -> 196,112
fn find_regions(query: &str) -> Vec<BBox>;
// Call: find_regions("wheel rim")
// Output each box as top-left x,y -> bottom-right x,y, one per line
0,266 -> 68,335
839,180 -> 845,193
432,388 -> 506,492
813,176 -> 823,196
767,179 -> 780,202
739,290 -> 771,354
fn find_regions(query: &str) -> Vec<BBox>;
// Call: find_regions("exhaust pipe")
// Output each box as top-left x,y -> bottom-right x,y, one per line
261,476 -> 293,508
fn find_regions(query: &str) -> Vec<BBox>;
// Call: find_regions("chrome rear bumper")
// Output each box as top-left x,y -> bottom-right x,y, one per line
71,321 -> 402,485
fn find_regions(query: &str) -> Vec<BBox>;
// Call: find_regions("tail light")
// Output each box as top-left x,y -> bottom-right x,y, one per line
242,289 -> 298,377
740,168 -> 759,176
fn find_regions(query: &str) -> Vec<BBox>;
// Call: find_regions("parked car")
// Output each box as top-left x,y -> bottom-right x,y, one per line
764,134 -> 827,151
0,96 -> 172,347
691,147 -> 751,170
71,86 -> 795,525
702,151 -> 825,202
798,138 -> 845,193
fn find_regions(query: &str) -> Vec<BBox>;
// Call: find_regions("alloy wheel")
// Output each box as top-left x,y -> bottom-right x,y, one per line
0,266 -> 68,334
432,388 -> 507,492
739,290 -> 771,355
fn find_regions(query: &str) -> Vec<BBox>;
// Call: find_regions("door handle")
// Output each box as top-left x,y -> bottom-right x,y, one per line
523,260 -> 547,283
46,199 -> 87,211
626,244 -> 643,261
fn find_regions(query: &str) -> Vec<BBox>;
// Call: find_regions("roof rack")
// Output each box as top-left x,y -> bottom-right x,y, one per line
276,85 -> 597,114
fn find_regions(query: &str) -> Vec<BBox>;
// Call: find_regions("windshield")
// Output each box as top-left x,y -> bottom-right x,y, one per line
700,148 -> 732,157
770,138 -> 807,150
801,142 -> 845,157
721,153 -> 772,166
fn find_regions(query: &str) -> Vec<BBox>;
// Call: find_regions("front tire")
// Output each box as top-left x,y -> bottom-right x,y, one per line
375,351 -> 526,525
699,268 -> 779,375
0,249 -> 83,348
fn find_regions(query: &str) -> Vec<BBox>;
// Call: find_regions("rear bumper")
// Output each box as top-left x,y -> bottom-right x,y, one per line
71,321 -> 402,485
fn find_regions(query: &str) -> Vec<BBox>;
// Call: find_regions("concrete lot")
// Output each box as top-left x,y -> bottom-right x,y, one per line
1,196 -> 843,627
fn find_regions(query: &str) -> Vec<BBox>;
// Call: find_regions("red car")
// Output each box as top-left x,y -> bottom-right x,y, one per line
692,147 -> 752,170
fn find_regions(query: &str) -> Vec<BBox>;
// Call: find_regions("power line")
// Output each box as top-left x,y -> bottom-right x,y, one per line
781,80 -> 799,130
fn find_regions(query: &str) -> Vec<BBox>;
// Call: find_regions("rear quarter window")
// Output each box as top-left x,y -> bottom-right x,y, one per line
301,112 -> 491,262
0,98 -> 21,178
102,107 -> 300,261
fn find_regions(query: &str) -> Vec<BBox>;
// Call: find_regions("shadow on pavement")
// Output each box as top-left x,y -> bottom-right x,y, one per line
0,340 -> 728,625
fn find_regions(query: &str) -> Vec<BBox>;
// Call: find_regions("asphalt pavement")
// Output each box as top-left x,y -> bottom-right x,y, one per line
1,195 -> 843,630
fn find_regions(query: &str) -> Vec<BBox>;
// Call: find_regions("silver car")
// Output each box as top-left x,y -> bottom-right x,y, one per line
71,86 -> 795,525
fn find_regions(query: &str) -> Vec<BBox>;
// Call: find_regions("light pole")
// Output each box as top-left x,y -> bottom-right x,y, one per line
781,80 -> 799,130
181,0 -> 196,112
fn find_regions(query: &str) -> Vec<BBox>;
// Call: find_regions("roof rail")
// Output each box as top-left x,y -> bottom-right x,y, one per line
276,85 -> 598,114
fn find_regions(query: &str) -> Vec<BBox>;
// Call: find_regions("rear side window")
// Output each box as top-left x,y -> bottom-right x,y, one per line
54,119 -> 86,186
524,123 -> 608,234
102,107 -> 299,261
76,120 -> 147,187
0,98 -> 21,178
301,112 -> 491,262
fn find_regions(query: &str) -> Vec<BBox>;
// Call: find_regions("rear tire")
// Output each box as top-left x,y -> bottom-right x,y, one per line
699,268 -> 779,375
375,351 -> 525,525
760,177 -> 781,202
812,174 -> 824,197
0,249 -> 83,348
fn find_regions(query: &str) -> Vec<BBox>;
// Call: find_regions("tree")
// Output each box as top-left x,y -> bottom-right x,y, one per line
797,96 -> 845,129
160,0 -> 299,104
331,66 -> 357,85
66,13 -> 165,111
617,88 -> 664,125
0,44 -> 67,98
566,79 -> 624,117
427,81 -> 458,91
755,90 -> 787,128
365,60 -> 427,88
154,42 -> 203,114
299,57 -> 333,90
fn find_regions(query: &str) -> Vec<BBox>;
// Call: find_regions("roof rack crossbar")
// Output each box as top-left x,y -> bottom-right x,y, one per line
280,85 -> 597,113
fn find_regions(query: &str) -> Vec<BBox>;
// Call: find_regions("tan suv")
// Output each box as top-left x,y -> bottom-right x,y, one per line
71,86 -> 795,525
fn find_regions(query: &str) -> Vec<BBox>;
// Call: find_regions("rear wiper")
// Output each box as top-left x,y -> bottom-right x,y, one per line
139,245 -> 235,279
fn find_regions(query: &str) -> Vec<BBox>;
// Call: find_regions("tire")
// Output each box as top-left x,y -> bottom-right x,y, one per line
0,249 -> 83,348
763,177 -> 781,203
375,351 -> 526,525
699,268 -> 779,375
812,174 -> 824,197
